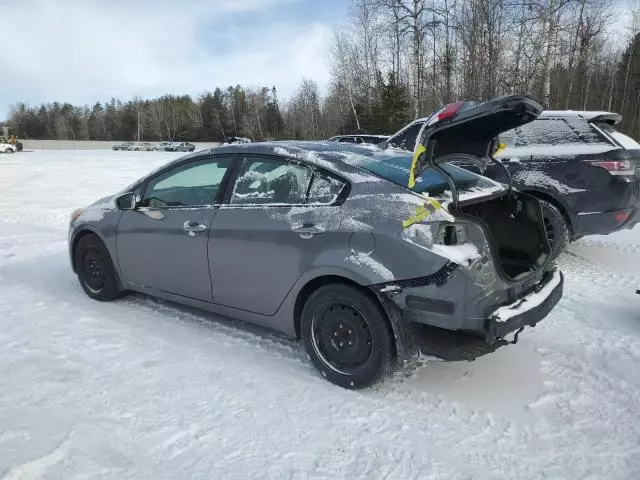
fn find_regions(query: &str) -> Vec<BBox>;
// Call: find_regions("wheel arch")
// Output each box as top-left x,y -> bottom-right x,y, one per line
70,228 -> 108,273
292,273 -> 414,363
521,189 -> 575,235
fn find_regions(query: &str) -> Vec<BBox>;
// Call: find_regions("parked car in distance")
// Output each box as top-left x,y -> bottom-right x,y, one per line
126,142 -> 155,151
112,142 -> 134,151
165,142 -> 195,152
0,141 -> 18,153
155,142 -> 174,151
384,108 -> 640,258
328,134 -> 389,145
68,95 -> 562,389
223,137 -> 252,144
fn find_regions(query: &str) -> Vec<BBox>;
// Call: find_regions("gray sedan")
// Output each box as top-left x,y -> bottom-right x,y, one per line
68,96 -> 563,388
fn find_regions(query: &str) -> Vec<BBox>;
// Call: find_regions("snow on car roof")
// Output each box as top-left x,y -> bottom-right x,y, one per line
540,110 -> 619,121
211,141 -> 401,182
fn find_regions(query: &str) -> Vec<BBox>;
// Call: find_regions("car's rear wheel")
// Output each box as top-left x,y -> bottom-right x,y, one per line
540,200 -> 569,261
301,284 -> 394,389
74,234 -> 123,301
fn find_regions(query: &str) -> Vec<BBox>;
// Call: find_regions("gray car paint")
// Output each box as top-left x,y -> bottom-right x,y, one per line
69,141 -> 554,355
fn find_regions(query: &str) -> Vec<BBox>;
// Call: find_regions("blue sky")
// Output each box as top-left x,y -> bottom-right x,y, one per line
0,0 -> 349,119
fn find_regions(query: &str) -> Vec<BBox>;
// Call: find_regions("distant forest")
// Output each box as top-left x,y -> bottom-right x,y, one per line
5,0 -> 640,142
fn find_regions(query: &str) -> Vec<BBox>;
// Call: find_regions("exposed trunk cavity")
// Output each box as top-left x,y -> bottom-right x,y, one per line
457,193 -> 550,281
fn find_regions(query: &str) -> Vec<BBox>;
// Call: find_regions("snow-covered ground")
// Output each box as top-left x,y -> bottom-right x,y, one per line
1,150 -> 639,479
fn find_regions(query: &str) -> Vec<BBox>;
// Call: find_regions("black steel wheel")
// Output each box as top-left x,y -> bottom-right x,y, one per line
301,284 -> 394,389
74,234 -> 123,301
539,200 -> 569,261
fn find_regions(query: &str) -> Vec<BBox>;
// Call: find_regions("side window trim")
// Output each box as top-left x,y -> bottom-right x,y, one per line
220,153 -> 349,208
138,154 -> 237,210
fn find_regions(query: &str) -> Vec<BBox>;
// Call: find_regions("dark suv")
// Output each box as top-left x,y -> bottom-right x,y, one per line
385,109 -> 640,256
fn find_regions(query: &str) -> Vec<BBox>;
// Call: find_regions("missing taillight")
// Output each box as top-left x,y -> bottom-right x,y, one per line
438,224 -> 467,245
589,159 -> 635,176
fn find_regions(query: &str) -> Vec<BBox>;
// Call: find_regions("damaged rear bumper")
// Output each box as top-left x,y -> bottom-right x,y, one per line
373,265 -> 563,359
485,270 -> 563,344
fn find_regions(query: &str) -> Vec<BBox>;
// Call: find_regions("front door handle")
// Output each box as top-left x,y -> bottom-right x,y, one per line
183,221 -> 207,236
293,223 -> 324,238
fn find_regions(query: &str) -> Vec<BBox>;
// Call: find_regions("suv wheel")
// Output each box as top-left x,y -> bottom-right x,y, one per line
540,200 -> 569,261
74,235 -> 123,301
301,284 -> 394,389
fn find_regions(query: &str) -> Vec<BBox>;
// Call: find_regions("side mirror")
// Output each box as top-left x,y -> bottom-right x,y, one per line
115,192 -> 137,211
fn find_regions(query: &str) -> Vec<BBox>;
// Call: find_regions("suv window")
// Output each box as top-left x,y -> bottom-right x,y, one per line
230,157 -> 313,205
307,172 -> 345,204
518,119 -> 581,146
388,122 -> 423,150
142,157 -> 231,208
500,118 -> 616,148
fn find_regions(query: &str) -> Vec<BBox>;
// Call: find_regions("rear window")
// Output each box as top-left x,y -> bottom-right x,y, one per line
354,154 -> 499,196
388,123 -> 423,151
499,118 -> 614,148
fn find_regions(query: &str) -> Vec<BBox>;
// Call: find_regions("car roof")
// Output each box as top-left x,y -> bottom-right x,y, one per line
195,141 -> 407,175
539,110 -> 622,124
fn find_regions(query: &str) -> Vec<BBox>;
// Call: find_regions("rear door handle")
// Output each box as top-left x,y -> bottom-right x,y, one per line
183,220 -> 207,236
293,223 -> 324,238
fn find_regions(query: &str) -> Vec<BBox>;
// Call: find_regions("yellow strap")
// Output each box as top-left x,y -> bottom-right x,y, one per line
408,144 -> 426,188
427,197 -> 441,210
401,198 -> 442,228
493,142 -> 507,156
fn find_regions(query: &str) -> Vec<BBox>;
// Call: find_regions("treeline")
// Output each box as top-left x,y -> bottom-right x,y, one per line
328,0 -> 640,139
5,0 -> 640,142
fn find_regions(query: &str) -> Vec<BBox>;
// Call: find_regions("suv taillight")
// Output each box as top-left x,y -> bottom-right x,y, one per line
589,159 -> 635,176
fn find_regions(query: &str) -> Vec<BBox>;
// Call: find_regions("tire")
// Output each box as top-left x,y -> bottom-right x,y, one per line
539,200 -> 569,261
301,284 -> 394,389
74,234 -> 123,301
5,148 -> 13,153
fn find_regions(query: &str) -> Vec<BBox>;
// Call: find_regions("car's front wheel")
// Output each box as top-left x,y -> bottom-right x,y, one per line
301,284 -> 394,389
5,148 -> 13,153
540,200 -> 569,261
74,234 -> 123,301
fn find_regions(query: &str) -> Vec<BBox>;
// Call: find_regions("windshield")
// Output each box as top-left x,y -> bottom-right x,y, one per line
355,154 -> 500,196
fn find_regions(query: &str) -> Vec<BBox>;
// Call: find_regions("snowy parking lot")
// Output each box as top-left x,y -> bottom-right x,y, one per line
1,150 -> 639,479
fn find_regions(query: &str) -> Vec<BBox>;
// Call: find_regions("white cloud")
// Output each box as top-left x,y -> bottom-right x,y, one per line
0,0 -> 332,118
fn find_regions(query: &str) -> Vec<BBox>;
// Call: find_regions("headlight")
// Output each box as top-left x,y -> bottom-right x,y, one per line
70,208 -> 85,222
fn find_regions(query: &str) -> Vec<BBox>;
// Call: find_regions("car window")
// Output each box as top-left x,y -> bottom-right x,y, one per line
388,122 -> 423,150
354,154 -> 498,196
517,119 -> 582,146
498,128 -> 518,146
339,137 -> 356,143
307,172 -> 345,204
142,157 -> 231,208
230,157 -> 313,205
564,118 -> 612,145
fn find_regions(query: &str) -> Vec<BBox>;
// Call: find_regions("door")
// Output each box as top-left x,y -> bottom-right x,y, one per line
117,156 -> 233,301
209,154 -> 346,315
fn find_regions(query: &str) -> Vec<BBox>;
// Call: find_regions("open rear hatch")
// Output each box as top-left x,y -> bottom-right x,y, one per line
411,95 -> 550,282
